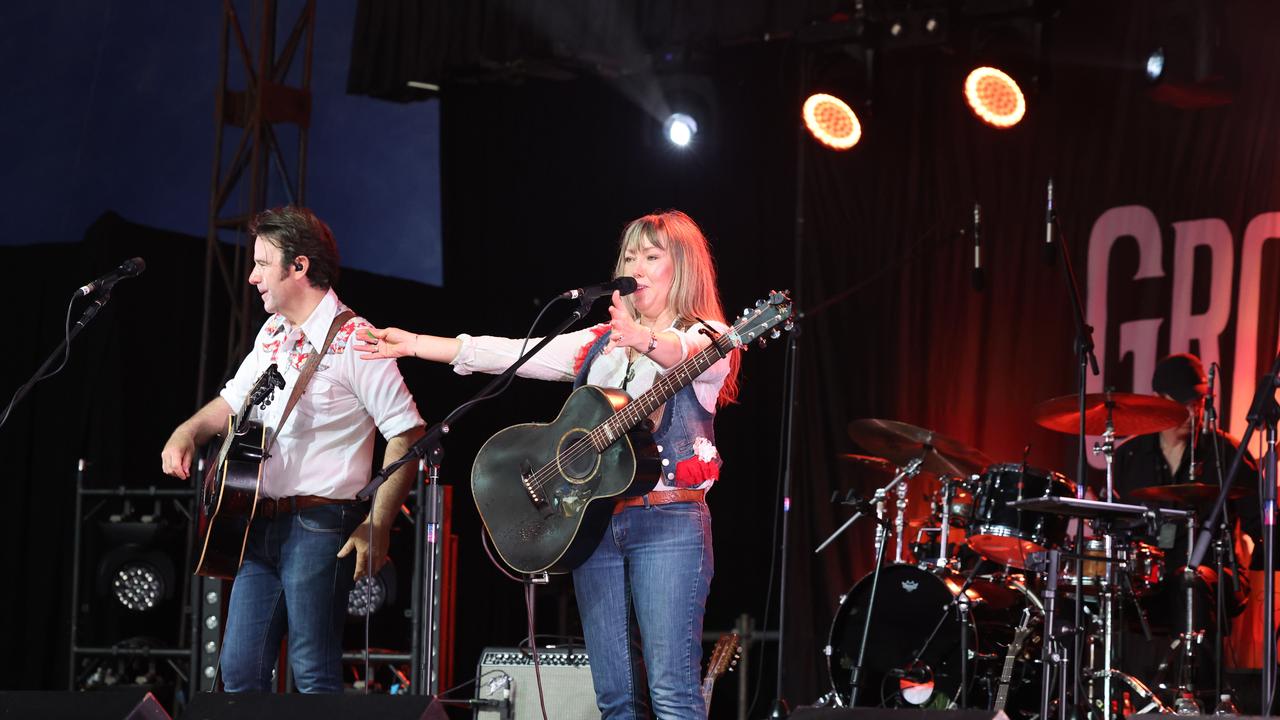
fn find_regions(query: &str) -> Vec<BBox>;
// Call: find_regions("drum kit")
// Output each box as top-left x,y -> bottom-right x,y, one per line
820,391 -> 1251,718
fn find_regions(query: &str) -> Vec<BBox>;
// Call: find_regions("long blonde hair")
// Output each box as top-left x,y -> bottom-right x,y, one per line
612,210 -> 741,405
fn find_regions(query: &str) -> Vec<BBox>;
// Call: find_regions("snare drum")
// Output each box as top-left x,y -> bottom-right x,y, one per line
1060,539 -> 1165,596
968,463 -> 1075,569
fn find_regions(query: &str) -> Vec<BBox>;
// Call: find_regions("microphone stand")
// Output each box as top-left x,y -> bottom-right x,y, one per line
357,294 -> 600,694
1188,349 -> 1280,718
1,289 -> 115,432
844,501 -> 891,707
1205,377 -> 1241,709
1052,187 -> 1101,719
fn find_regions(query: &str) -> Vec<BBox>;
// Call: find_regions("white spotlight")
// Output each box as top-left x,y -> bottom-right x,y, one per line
1145,47 -> 1166,82
663,113 -> 698,148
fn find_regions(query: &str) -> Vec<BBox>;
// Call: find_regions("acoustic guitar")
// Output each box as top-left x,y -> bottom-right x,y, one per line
471,291 -> 793,574
194,363 -> 285,578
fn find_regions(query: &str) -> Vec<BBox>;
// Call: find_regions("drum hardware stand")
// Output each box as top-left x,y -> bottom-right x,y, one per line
845,510 -> 892,706
1187,349 -> 1280,719
816,457 -> 923,553
1173,513 -> 1204,714
1041,548 -> 1064,720
936,478 -> 954,568
1090,403 -> 1119,720
895,479 -> 909,563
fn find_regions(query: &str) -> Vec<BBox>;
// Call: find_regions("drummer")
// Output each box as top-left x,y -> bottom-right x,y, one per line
1113,353 -> 1261,685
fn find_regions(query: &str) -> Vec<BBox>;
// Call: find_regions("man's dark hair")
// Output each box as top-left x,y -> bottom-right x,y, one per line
248,206 -> 341,289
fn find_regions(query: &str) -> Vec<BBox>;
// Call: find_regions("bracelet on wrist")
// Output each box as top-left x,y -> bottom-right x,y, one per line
642,328 -> 658,354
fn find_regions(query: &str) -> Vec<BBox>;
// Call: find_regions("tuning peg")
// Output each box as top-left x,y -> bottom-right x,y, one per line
757,337 -> 768,348
769,328 -> 781,340
741,307 -> 751,317
784,320 -> 794,331
755,298 -> 766,309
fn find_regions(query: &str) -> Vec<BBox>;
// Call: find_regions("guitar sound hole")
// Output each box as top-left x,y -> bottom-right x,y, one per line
556,430 -> 599,484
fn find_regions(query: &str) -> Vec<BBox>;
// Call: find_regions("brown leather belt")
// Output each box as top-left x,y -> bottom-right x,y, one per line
256,495 -> 365,520
614,488 -> 706,514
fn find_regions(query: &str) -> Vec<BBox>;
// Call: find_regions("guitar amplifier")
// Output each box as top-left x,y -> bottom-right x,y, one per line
473,647 -> 599,720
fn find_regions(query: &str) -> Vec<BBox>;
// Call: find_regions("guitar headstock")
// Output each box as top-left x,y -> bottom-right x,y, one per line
725,291 -> 794,351
706,631 -> 742,680
248,363 -> 286,409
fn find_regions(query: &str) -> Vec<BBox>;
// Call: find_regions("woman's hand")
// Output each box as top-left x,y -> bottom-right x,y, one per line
355,327 -> 418,360
602,290 -> 647,355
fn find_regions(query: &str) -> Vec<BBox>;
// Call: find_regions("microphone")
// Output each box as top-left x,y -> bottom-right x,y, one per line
77,257 -> 146,297
970,203 -> 984,292
1043,178 -> 1055,265
1205,363 -> 1217,426
559,276 -> 638,301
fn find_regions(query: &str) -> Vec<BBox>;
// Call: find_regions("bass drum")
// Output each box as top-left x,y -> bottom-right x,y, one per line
826,564 -> 1040,712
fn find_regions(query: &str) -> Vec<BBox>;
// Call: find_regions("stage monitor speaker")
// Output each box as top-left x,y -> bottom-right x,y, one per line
0,690 -> 171,719
790,709 -> 1005,720
182,693 -> 445,719
474,646 -> 598,720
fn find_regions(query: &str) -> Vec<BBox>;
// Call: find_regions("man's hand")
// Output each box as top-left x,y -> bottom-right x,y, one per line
161,429 -> 198,480
337,519 -> 391,580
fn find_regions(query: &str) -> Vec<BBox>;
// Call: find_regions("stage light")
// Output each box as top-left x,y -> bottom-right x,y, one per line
1142,0 -> 1236,108
112,561 -> 167,612
95,521 -> 176,614
663,113 -> 698,148
348,559 -> 397,617
963,66 -> 1026,129
802,93 -> 862,151
802,43 -> 872,151
1145,47 -> 1166,83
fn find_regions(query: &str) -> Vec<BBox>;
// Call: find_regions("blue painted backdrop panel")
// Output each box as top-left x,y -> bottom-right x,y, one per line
0,0 -> 442,286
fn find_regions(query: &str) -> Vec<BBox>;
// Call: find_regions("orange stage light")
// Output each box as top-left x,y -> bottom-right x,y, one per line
802,93 -> 862,150
963,66 -> 1026,128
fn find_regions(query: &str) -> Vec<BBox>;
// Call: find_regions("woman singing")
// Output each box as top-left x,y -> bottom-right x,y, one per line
358,210 -> 740,719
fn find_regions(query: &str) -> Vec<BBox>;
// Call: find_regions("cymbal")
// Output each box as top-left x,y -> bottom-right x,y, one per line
847,419 -> 990,477
836,453 -> 898,473
1033,392 -> 1187,436
1128,483 -> 1252,507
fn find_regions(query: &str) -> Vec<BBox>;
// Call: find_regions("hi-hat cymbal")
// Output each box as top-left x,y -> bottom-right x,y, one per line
847,419 -> 990,477
1033,392 -> 1187,436
1128,483 -> 1252,507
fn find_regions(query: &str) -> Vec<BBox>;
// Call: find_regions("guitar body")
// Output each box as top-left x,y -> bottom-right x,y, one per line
472,385 -> 660,574
194,418 -> 268,579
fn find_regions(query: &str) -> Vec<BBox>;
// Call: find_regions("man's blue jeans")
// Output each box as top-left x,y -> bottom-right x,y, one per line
573,500 -> 714,719
220,503 -> 363,693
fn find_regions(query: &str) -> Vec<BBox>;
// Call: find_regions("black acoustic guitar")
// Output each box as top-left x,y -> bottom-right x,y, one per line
471,291 -> 793,574
194,364 -> 285,579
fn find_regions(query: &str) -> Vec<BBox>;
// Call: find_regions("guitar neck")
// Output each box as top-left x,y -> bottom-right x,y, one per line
591,336 -> 729,449
993,628 -> 1029,711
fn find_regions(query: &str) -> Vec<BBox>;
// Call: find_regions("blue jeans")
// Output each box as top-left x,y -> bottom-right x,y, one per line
572,500 -> 714,720
220,503 -> 364,693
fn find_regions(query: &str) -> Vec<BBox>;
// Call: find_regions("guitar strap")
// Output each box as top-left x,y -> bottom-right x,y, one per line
264,309 -> 356,456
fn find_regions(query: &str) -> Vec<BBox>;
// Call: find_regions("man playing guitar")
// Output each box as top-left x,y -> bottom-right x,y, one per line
160,206 -> 424,693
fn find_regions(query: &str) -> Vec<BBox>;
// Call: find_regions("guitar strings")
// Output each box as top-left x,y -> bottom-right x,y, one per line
523,340 -> 726,494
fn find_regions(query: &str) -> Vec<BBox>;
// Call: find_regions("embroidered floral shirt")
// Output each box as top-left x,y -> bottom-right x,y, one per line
220,290 -> 422,499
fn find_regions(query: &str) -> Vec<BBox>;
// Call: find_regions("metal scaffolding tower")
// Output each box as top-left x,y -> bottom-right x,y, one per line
197,0 -> 315,406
